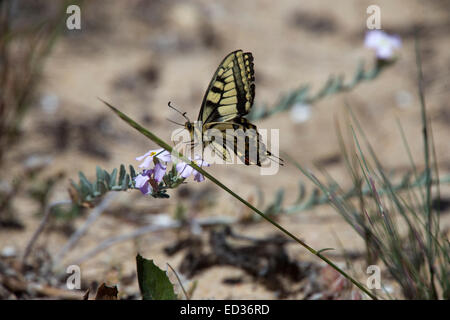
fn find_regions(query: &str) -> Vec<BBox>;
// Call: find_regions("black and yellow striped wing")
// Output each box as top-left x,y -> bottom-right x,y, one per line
188,50 -> 283,167
204,118 -> 272,166
198,50 -> 255,124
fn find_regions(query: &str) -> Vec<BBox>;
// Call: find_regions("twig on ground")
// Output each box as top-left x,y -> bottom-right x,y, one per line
52,193 -> 117,269
70,216 -> 236,265
22,200 -> 72,268
167,263 -> 189,300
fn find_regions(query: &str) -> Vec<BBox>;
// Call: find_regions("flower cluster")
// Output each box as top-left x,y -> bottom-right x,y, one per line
134,148 -> 210,195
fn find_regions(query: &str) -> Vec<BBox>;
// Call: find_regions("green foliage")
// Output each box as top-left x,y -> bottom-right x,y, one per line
70,163 -> 188,205
136,254 -> 177,300
287,103 -> 450,299
162,165 -> 186,192
247,59 -> 393,121
264,189 -> 284,216
70,164 -> 137,206
258,169 -> 450,217
28,172 -> 66,215
0,1 -> 67,166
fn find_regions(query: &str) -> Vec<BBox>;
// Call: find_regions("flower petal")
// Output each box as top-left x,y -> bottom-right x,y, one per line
156,150 -> 172,163
135,174 -> 153,195
365,30 -> 383,48
376,46 -> 393,59
176,161 -> 193,178
389,35 -> 402,48
134,174 -> 149,188
194,172 -> 205,182
176,161 -> 187,174
195,158 -> 210,167
181,165 -> 194,178
139,182 -> 152,195
153,162 -> 167,182
136,150 -> 152,161
138,156 -> 153,169
365,30 -> 401,60
175,156 -> 209,180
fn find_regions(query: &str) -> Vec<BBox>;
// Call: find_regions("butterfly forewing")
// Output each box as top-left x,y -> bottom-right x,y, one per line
199,50 -> 255,124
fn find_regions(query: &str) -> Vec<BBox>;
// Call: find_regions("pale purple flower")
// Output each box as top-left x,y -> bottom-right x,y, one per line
365,30 -> 401,60
175,155 -> 210,182
135,170 -> 153,195
136,148 -> 172,169
134,161 -> 168,196
135,148 -> 170,189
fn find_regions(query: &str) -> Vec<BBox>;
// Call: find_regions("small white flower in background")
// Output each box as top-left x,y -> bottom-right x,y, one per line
382,284 -> 394,295
395,90 -> 413,109
365,30 -> 401,60
290,103 -> 312,123
136,148 -> 172,169
148,214 -> 175,227
175,155 -> 210,182
23,155 -> 53,171
1,246 -> 17,258
40,93 -> 59,114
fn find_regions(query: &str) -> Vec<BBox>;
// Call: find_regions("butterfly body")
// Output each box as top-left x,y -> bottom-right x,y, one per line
182,50 -> 282,166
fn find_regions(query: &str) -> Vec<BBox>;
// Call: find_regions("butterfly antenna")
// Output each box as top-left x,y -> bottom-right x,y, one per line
168,101 -> 191,122
166,118 -> 185,127
267,151 -> 285,166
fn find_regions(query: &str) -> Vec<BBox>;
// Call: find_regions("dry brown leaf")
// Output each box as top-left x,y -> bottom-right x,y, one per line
94,283 -> 118,300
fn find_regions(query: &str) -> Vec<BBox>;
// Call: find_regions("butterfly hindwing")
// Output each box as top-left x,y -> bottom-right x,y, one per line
204,118 -> 269,166
209,140 -> 232,162
199,50 -> 255,124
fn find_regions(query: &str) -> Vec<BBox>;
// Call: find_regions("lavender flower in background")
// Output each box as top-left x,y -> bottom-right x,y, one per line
175,155 -> 210,182
365,30 -> 401,60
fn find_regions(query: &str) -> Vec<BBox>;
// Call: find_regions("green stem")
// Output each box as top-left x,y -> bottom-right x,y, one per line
415,36 -> 438,299
101,99 -> 378,300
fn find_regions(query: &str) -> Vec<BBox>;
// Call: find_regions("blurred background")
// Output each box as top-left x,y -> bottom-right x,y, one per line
0,0 -> 449,299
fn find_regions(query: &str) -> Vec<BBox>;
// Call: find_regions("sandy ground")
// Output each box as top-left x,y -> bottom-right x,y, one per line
1,0 -> 449,299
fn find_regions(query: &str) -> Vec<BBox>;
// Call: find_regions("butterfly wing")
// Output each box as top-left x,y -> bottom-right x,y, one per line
204,118 -> 273,166
198,50 -> 255,124
195,50 -> 283,166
